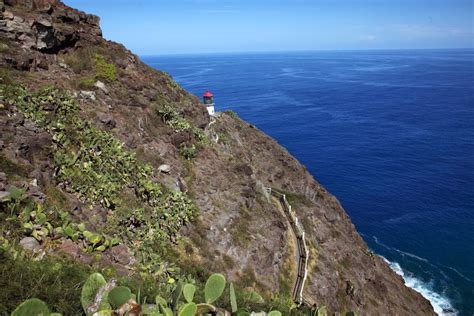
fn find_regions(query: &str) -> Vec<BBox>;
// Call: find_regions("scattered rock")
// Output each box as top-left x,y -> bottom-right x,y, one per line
23,120 -> 38,132
58,238 -> 80,257
30,178 -> 38,187
109,244 -> 135,266
57,238 -> 94,264
178,177 -> 188,192
79,90 -> 96,101
58,62 -> 69,69
97,113 -> 116,129
42,102 -> 56,111
0,191 -> 11,201
35,15 -> 52,27
0,172 -> 6,182
94,80 -> 109,94
26,184 -> 45,202
4,54 -> 34,71
158,164 -> 171,174
19,237 -> 41,253
3,10 -> 14,20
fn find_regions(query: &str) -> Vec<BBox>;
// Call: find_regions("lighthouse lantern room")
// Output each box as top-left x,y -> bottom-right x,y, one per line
203,90 -> 215,116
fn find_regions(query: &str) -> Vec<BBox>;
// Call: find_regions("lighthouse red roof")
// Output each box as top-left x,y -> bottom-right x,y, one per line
203,90 -> 213,97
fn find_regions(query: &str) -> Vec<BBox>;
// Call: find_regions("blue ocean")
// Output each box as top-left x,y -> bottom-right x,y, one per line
143,49 -> 474,315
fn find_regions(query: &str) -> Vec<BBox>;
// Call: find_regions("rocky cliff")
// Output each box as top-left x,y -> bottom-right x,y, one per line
0,1 -> 435,315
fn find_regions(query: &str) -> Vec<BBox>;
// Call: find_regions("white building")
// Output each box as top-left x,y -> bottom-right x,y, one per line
203,90 -> 215,116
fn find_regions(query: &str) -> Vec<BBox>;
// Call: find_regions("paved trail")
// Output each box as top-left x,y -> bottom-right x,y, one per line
267,188 -> 312,306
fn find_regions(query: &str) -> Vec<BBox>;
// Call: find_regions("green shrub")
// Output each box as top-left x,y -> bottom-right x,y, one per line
93,54 -> 117,82
60,46 -> 105,74
0,42 -> 9,54
157,104 -> 192,132
77,77 -> 96,90
0,247 -> 91,315
179,143 -> 197,160
224,109 -> 238,119
0,154 -> 30,179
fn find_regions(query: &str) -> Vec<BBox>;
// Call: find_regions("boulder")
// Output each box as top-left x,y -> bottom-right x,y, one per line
0,191 -> 11,201
94,80 -> 109,94
97,113 -> 116,129
79,90 -> 96,101
158,164 -> 171,174
109,244 -> 135,266
19,237 -> 41,253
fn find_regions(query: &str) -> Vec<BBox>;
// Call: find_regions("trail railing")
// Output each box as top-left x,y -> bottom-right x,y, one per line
266,188 -> 310,306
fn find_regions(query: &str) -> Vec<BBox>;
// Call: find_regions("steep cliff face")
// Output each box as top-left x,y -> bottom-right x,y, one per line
0,1 -> 435,315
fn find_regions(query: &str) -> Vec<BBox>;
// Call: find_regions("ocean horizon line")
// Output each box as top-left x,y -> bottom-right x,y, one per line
140,47 -> 474,58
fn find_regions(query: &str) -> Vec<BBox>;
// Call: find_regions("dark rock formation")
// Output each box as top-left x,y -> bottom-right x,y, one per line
0,0 -> 100,54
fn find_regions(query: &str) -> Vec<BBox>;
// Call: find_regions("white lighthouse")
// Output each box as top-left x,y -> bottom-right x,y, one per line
203,90 -> 215,116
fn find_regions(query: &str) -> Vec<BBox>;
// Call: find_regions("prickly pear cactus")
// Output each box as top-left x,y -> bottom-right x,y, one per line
183,284 -> 196,303
230,282 -> 238,313
178,302 -> 197,316
204,273 -> 226,304
11,298 -> 50,316
107,286 -> 131,309
81,272 -> 111,315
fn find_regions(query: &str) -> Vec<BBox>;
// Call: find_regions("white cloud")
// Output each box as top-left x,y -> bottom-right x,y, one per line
358,34 -> 377,42
395,24 -> 473,39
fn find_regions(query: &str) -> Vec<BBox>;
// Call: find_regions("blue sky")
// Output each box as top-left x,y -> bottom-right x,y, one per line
63,0 -> 473,55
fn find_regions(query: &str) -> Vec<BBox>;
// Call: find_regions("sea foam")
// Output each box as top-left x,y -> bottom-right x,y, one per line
382,257 -> 457,316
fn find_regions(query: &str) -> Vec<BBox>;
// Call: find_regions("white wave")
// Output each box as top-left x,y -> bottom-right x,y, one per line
382,257 -> 458,316
372,236 -> 451,280
438,264 -> 474,283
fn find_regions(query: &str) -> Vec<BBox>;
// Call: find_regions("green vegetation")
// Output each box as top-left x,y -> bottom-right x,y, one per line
158,104 -> 192,132
224,109 -> 238,119
278,230 -> 297,295
81,272 -> 109,314
60,47 -> 117,82
60,46 -> 96,73
230,205 -> 253,247
0,242 -> 91,314
12,272 -> 286,316
183,284 -> 196,303
0,154 -> 30,179
11,298 -> 50,316
0,239 -> 189,315
0,81 -> 198,281
93,54 -> 117,82
77,76 -> 96,90
179,143 -> 197,160
0,42 -> 9,54
1,184 -> 118,254
204,273 -> 226,304
157,103 -> 209,159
